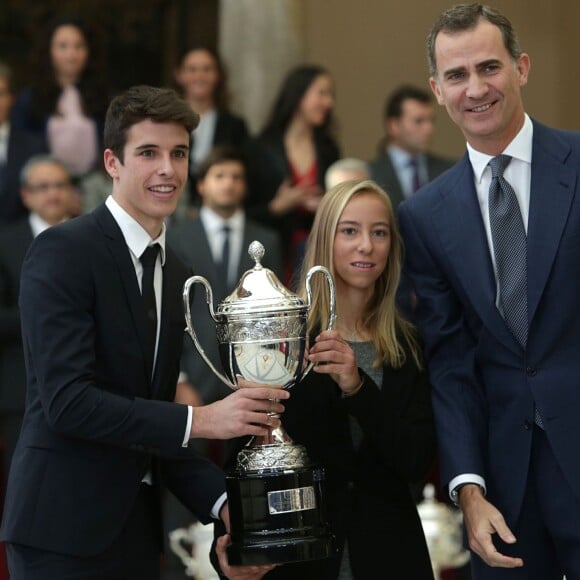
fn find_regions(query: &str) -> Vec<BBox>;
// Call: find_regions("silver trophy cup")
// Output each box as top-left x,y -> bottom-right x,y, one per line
183,240 -> 336,565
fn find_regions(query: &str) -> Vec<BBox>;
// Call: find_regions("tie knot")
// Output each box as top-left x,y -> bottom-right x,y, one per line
140,244 -> 160,267
489,155 -> 512,179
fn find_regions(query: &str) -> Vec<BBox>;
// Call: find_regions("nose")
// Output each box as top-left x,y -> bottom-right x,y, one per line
465,74 -> 488,99
357,232 -> 373,253
157,154 -> 175,177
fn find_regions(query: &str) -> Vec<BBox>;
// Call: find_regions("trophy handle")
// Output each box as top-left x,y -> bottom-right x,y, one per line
303,266 -> 336,378
183,276 -> 236,389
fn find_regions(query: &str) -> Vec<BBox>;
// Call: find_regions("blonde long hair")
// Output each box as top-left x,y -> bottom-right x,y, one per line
297,179 -> 420,368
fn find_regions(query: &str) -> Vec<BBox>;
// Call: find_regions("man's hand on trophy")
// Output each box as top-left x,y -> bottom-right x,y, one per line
189,383 -> 289,440
215,534 -> 277,579
308,330 -> 363,397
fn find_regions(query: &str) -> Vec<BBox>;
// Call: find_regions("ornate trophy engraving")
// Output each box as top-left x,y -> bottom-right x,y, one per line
183,241 -> 336,565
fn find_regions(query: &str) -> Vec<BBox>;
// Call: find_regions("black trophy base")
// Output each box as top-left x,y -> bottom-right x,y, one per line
226,465 -> 334,566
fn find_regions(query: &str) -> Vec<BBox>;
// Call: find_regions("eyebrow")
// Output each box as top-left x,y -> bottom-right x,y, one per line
134,144 -> 190,151
338,219 -> 390,227
443,58 -> 503,78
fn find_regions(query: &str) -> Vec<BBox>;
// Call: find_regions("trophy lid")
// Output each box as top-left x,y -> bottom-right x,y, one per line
217,241 -> 306,317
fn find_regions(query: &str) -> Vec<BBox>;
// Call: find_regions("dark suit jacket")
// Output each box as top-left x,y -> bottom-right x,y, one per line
0,127 -> 47,224
0,219 -> 33,414
220,340 -> 436,579
369,150 -> 455,207
0,204 -> 225,558
398,120 -> 580,528
167,215 -> 283,404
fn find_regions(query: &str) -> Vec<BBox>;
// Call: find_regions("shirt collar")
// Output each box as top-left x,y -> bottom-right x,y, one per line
28,212 -> 55,237
468,113 -> 534,184
105,195 -> 166,265
200,206 -> 244,233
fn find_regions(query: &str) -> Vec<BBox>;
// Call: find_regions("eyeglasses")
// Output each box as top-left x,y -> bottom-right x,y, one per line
26,181 -> 71,193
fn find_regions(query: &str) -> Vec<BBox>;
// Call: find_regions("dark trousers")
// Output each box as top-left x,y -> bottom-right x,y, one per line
7,484 -> 162,580
471,426 -> 580,579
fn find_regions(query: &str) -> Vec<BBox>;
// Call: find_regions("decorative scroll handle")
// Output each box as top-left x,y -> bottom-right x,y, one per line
303,265 -> 336,378
183,275 -> 236,389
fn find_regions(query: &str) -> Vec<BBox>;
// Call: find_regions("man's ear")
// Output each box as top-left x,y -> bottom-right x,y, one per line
429,77 -> 445,106
104,149 -> 120,179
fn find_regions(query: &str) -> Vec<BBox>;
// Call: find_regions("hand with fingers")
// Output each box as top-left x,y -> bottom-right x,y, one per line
307,330 -> 363,397
189,381 -> 288,440
459,484 -> 524,568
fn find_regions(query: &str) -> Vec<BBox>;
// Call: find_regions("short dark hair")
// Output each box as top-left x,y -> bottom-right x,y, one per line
104,85 -> 199,163
384,85 -> 432,120
427,3 -> 522,78
196,145 -> 247,181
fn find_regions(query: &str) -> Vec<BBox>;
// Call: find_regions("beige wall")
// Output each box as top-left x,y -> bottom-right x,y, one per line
302,0 -> 580,161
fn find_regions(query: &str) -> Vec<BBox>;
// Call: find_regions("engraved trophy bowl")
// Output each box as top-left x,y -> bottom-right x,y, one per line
183,240 -> 336,566
417,484 -> 471,580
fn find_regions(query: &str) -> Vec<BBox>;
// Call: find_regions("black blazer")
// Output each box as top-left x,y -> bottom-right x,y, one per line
221,341 -> 436,579
167,215 -> 283,404
0,127 -> 48,224
369,151 -> 455,208
0,219 -> 33,413
0,204 -> 225,557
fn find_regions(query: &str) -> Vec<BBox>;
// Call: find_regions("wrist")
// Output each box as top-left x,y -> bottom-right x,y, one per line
452,483 -> 484,507
342,376 -> 364,398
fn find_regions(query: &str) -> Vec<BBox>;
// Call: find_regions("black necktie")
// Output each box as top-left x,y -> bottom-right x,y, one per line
218,225 -> 231,288
140,244 -> 160,374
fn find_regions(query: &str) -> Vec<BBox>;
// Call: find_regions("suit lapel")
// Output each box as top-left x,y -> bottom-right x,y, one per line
432,156 -> 520,353
527,122 -> 576,323
93,204 -> 154,383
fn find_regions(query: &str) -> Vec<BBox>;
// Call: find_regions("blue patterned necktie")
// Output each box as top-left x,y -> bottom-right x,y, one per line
488,155 -> 528,348
488,156 -> 543,427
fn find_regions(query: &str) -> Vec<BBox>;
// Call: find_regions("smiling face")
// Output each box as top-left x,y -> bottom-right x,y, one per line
333,192 -> 391,299
429,19 -> 530,155
175,49 -> 220,104
50,24 -> 89,84
104,119 -> 189,237
298,74 -> 335,127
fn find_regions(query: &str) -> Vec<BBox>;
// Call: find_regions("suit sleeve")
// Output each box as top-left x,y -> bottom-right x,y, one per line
397,201 -> 488,488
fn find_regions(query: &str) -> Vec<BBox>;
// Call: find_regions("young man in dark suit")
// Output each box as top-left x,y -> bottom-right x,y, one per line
0,155 -> 75,493
0,62 -> 47,225
398,4 -> 580,578
0,85 -> 284,579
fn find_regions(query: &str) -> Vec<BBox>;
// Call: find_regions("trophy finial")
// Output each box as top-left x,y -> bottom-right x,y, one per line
248,241 -> 265,269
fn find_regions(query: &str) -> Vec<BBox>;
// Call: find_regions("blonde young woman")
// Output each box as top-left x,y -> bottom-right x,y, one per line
219,180 -> 436,579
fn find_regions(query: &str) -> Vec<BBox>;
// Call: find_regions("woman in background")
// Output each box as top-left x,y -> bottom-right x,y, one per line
11,17 -> 109,184
245,65 -> 340,286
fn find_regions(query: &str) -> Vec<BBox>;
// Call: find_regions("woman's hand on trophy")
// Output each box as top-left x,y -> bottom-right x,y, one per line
189,384 -> 289,440
308,330 -> 363,397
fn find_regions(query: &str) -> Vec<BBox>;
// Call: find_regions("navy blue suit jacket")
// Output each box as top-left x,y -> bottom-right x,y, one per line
398,120 -> 580,527
0,204 -> 225,557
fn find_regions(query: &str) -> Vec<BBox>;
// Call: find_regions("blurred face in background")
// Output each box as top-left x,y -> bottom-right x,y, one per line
0,75 -> 13,124
198,160 -> 246,218
50,24 -> 89,84
298,74 -> 335,127
175,49 -> 220,104
388,99 -> 436,154
21,161 -> 74,225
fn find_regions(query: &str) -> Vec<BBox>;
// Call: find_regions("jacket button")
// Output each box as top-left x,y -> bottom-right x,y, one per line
526,366 -> 537,376
524,420 -> 532,430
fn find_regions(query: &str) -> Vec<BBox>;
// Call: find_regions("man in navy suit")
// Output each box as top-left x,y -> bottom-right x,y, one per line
398,4 -> 580,578
0,85 -> 284,579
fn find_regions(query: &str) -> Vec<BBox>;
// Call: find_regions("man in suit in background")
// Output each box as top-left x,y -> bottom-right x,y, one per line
0,155 -> 74,492
398,4 -> 580,578
1,85 -> 284,579
370,84 -> 454,207
0,62 -> 47,225
169,145 -> 283,408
